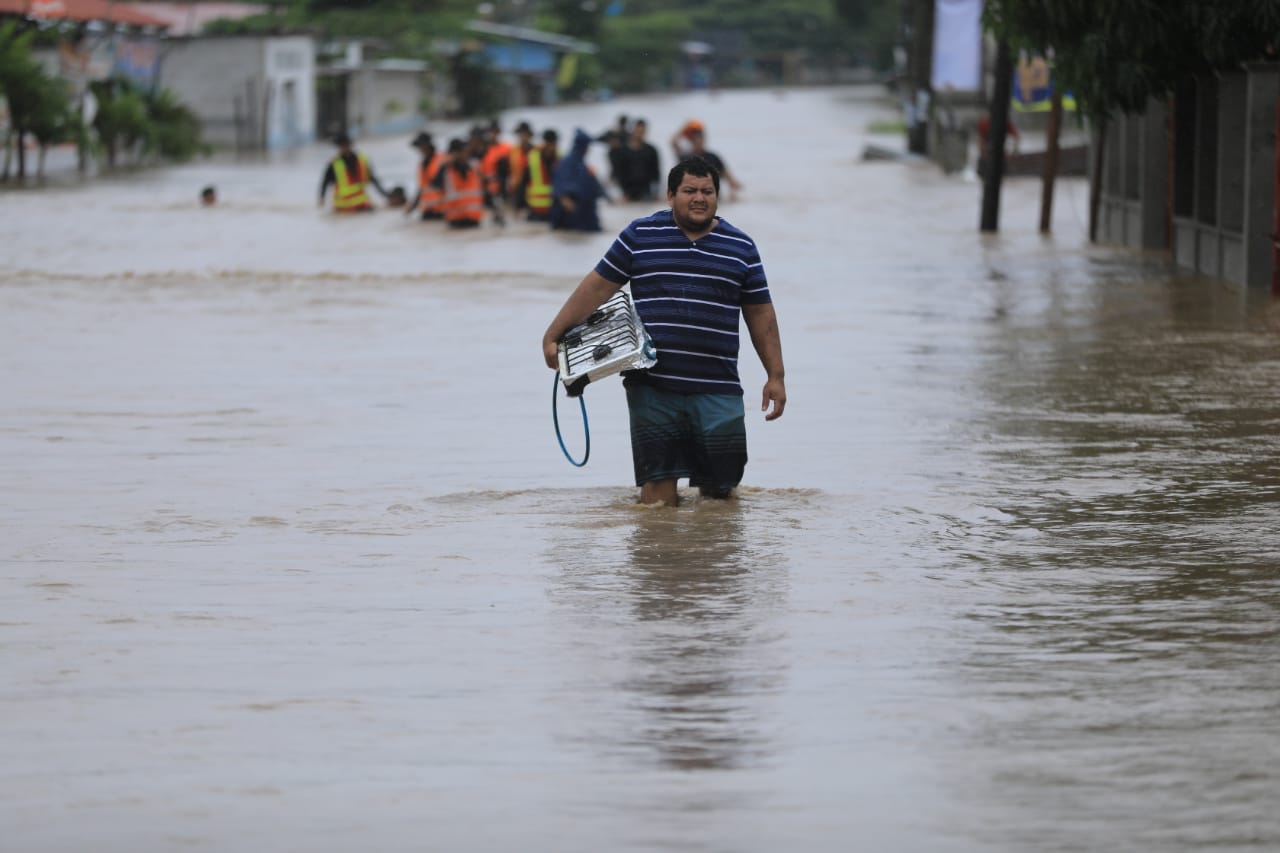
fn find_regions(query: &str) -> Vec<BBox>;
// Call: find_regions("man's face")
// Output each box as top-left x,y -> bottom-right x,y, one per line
668,173 -> 718,232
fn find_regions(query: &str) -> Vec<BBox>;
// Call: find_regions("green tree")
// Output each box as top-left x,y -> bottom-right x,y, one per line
832,0 -> 900,69
0,21 -> 90,180
145,87 -> 206,162
597,10 -> 692,93
91,80 -> 151,168
537,0 -> 604,39
25,72 -> 86,178
983,0 -> 1280,118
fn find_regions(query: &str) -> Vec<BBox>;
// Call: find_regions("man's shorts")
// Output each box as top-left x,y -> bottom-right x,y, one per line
625,383 -> 747,494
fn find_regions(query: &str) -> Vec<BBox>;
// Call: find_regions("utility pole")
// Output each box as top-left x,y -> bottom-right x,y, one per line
1039,89 -> 1064,233
980,40 -> 1014,233
906,0 -> 934,155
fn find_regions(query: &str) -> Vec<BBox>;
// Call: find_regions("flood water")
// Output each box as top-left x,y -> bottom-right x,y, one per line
3,86 -> 1280,852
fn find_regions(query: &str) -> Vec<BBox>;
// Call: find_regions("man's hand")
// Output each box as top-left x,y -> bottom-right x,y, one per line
543,336 -> 560,369
761,377 -> 786,421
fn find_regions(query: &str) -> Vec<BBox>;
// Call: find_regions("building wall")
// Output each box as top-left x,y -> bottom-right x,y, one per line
159,37 -> 265,150
160,35 -> 316,152
1099,63 -> 1279,290
264,36 -> 316,150
350,69 -> 427,138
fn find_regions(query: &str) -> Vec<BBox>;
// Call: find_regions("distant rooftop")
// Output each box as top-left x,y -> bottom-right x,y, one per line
0,0 -> 170,28
466,19 -> 596,54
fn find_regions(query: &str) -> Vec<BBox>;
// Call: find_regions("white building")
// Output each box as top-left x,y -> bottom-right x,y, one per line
158,34 -> 316,152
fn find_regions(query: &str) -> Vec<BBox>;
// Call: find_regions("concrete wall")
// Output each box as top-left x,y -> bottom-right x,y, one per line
1097,100 -> 1169,251
264,37 -> 316,150
349,68 -> 427,138
159,37 -> 265,150
160,35 -> 316,152
1101,63 -> 1279,290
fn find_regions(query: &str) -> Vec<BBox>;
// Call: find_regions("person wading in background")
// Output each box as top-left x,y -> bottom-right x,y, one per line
618,117 -> 661,201
541,157 -> 786,506
521,129 -> 560,222
429,138 -> 505,229
405,131 -> 445,221
550,128 -> 608,233
318,132 -> 391,212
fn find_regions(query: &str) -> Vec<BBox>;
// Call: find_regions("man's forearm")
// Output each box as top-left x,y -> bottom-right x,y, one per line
543,271 -> 621,346
743,302 -> 784,378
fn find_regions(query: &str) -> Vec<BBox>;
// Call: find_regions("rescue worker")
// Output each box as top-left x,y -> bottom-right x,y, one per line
521,129 -> 559,222
506,121 -> 535,216
318,132 -> 390,212
404,131 -> 445,221
479,119 -> 513,207
428,138 -> 505,229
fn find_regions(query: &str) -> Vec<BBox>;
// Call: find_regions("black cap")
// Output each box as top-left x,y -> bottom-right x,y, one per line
542,129 -> 558,142
410,131 -> 434,149
332,131 -> 352,147
514,121 -> 533,135
447,138 -> 467,154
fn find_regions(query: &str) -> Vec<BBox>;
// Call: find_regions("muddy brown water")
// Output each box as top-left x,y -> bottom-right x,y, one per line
3,86 -> 1279,851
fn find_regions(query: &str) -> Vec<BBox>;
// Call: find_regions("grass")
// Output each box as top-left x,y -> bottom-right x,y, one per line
866,118 -> 907,134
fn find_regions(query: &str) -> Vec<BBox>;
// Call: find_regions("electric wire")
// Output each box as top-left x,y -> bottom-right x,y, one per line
552,370 -> 589,467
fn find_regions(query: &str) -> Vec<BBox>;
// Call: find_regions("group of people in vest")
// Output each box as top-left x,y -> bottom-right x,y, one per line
402,119 -> 617,231
320,119 -> 616,232
400,120 -> 557,229
319,116 -> 736,232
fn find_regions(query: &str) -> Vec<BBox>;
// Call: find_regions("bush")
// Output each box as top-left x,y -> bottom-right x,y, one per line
145,87 -> 206,161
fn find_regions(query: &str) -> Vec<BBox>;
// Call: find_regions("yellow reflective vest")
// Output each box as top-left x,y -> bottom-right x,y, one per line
332,153 -> 372,212
525,149 -> 553,213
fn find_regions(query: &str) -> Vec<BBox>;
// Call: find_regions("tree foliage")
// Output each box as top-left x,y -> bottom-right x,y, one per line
597,10 -> 692,92
984,0 -> 1280,117
1,21 -> 86,178
204,0 -> 889,97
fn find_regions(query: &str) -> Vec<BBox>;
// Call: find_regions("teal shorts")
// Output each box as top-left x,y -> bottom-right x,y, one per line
625,383 -> 747,494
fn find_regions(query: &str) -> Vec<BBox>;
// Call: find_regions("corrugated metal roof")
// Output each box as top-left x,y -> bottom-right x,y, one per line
0,0 -> 170,27
466,20 -> 596,54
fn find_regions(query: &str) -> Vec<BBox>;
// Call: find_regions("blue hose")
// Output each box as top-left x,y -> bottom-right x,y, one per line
552,371 -> 590,467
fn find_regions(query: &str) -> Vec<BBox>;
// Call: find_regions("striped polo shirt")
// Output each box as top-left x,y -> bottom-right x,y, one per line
594,209 -> 772,396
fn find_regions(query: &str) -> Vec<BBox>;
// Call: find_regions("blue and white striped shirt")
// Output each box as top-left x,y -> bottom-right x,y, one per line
594,209 -> 772,395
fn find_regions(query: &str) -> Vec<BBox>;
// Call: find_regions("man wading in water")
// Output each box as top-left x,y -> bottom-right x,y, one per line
542,157 -> 786,506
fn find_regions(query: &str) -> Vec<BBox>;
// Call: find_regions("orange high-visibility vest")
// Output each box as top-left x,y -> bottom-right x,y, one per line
441,164 -> 485,224
525,149 -> 552,213
480,141 -> 512,197
417,152 -> 445,214
332,153 -> 372,212
508,146 -> 530,200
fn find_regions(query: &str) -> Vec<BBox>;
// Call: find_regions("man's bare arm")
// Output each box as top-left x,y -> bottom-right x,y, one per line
742,301 -> 786,420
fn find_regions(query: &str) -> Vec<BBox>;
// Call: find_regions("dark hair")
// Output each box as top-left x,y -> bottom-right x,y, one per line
542,129 -> 558,142
667,156 -> 720,195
